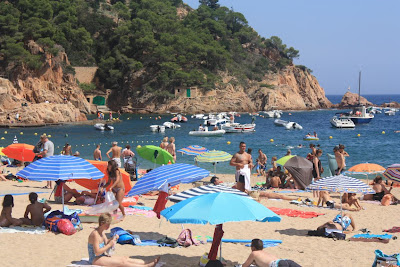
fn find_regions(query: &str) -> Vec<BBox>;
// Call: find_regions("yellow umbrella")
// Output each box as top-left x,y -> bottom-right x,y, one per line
0,147 -> 5,156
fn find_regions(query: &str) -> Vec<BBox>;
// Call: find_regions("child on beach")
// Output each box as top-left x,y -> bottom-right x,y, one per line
87,213 -> 160,266
21,192 -> 51,226
0,195 -> 22,227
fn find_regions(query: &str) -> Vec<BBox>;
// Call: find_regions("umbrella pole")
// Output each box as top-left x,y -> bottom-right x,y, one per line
214,162 -> 217,176
62,184 -> 65,213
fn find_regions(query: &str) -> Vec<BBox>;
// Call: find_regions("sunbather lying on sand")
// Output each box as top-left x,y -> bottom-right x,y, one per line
240,239 -> 301,267
20,192 -> 51,226
316,213 -> 356,234
0,195 -> 22,227
318,191 -> 362,211
88,213 -> 160,267
258,191 -> 297,201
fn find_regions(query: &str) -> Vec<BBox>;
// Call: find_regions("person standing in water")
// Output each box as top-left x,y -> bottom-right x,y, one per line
166,137 -> 176,162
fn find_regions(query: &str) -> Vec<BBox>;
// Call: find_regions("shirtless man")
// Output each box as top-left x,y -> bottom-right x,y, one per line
335,144 -> 349,174
93,144 -> 102,161
230,142 -> 252,192
256,149 -> 267,176
166,137 -> 176,162
106,142 -> 122,167
21,192 -> 51,226
242,239 -> 301,267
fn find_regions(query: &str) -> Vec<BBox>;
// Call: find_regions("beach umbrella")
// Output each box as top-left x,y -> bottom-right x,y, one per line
307,174 -> 375,216
75,160 -> 133,195
2,143 -> 35,162
283,156 -> 313,190
195,150 -> 232,175
345,163 -> 385,182
275,155 -> 295,166
383,164 -> 400,184
136,145 -> 174,165
126,163 -> 210,197
0,147 -> 5,156
168,184 -> 252,203
161,192 -> 281,260
177,145 -> 209,156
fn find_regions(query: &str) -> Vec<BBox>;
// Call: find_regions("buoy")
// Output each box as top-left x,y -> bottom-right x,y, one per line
270,139 -> 274,142
150,117 -> 152,119
82,145 -> 84,146
34,133 -> 38,135
43,133 -> 46,135
140,117 -> 142,119
382,131 -> 385,134
137,145 -> 141,149
4,131 -> 7,134
1,137 -> 4,140
357,134 -> 361,137
65,134 -> 68,137
227,141 -> 231,145
167,160 -> 172,165
329,136 -> 333,139
127,118 -> 130,120
146,141 -> 148,143
289,113 -> 292,115
20,132 -> 23,135
48,135 -> 51,138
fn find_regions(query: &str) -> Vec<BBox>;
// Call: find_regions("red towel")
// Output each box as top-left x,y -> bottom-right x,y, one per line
268,207 -> 324,219
153,191 -> 169,219
383,227 -> 400,233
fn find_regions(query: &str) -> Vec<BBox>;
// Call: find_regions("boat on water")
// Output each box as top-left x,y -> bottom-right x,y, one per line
189,129 -> 226,137
171,114 -> 188,123
163,122 -> 181,129
262,110 -> 282,118
150,125 -> 165,132
330,116 -> 355,128
284,122 -> 303,130
274,119 -> 288,127
94,123 -> 114,131
221,123 -> 256,133
191,114 -> 204,119
384,109 -> 396,116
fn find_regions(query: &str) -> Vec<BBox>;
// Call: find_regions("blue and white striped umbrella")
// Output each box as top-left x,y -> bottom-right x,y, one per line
17,155 -> 104,181
306,174 -> 375,194
168,184 -> 251,203
126,163 -> 210,197
177,145 -> 209,156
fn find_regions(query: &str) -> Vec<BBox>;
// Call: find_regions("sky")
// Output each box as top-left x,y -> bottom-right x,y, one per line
184,0 -> 400,95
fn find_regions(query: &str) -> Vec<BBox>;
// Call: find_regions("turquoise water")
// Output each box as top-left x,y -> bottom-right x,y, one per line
1,108 -> 399,175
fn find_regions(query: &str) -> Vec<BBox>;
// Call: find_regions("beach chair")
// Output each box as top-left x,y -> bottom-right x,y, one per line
372,250 -> 400,267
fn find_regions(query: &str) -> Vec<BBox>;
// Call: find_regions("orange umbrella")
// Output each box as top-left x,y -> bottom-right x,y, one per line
75,160 -> 132,195
2,143 -> 35,162
348,163 -> 385,173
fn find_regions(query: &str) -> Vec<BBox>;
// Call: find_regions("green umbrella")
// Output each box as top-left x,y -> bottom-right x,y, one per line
137,145 -> 175,165
275,155 -> 295,166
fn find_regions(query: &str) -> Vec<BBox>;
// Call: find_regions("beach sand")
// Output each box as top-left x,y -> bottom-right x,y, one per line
0,174 -> 399,267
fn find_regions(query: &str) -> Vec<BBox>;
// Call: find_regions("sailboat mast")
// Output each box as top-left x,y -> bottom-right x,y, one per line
358,71 -> 361,106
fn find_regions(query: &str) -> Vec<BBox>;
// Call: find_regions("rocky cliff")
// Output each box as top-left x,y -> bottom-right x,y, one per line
337,91 -> 372,107
110,65 -> 332,113
0,41 -> 90,125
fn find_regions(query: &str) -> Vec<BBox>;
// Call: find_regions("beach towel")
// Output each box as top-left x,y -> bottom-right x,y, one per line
383,227 -> 400,233
349,237 -> 390,243
352,233 -> 393,239
124,207 -> 157,218
129,205 -> 153,210
67,259 -> 166,267
239,164 -> 251,191
267,207 -> 325,219
153,191 -> 169,219
0,226 -> 47,234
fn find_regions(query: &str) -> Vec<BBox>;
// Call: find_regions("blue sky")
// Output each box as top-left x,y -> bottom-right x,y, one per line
184,0 -> 400,95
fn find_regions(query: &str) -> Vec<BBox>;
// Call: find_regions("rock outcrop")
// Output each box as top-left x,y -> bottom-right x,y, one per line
111,65 -> 332,113
337,91 -> 372,107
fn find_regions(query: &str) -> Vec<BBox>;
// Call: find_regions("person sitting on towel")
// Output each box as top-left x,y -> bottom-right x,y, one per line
342,193 -> 363,210
363,176 -> 399,205
317,191 -> 362,211
20,192 -> 51,226
241,239 -> 301,267
0,195 -> 22,227
210,176 -> 222,185
316,213 -> 356,234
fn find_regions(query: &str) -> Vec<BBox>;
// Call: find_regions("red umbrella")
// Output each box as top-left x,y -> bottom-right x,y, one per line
2,143 -> 35,162
208,224 -> 224,260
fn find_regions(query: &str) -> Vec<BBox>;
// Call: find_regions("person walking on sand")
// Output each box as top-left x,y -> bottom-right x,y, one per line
88,213 -> 160,266
160,137 -> 169,150
230,142 -> 253,193
106,142 -> 122,167
20,192 -> 51,226
94,144 -> 102,161
240,239 -> 301,267
35,134 -> 54,189
166,137 -> 176,162
102,161 -> 126,219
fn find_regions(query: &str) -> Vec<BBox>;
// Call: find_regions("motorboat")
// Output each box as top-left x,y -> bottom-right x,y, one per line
284,122 -> 303,130
150,125 -> 165,132
385,109 -> 396,116
163,122 -> 181,129
330,116 -> 355,128
94,123 -> 114,131
262,110 -> 282,118
338,105 -> 374,124
171,114 -> 188,123
189,129 -> 226,137
221,123 -> 256,133
191,114 -> 204,119
204,118 -> 228,126
274,119 -> 288,127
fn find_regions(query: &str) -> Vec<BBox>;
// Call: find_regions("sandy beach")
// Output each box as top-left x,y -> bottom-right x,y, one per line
0,174 -> 399,267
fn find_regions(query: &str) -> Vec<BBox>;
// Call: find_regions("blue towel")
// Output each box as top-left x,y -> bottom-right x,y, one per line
129,205 -> 153,210
245,242 -> 279,248
352,233 -> 393,239
135,240 -> 161,246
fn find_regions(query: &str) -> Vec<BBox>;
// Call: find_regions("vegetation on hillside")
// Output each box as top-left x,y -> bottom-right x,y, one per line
0,0 -> 301,97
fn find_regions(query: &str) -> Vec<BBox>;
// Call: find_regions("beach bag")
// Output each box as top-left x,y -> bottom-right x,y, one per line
199,252 -> 210,267
156,236 -> 179,248
177,229 -> 199,247
63,212 -> 82,231
111,227 -> 141,245
57,219 -> 76,235
45,217 -> 61,232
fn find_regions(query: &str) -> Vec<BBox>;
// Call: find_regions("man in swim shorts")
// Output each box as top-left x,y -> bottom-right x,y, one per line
240,239 -> 301,267
93,144 -> 102,161
106,141 -> 122,167
230,142 -> 252,192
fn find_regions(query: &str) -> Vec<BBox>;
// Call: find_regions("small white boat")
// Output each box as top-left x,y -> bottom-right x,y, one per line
274,119 -> 288,127
284,122 -> 303,130
163,122 -> 181,129
191,114 -> 204,119
94,123 -> 114,131
221,123 -> 255,133
385,110 -> 396,116
189,129 -> 226,137
150,125 -> 165,132
330,116 -> 355,128
262,110 -> 282,118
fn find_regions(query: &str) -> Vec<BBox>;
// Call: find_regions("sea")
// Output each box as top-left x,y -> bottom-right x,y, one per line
1,94 -> 399,175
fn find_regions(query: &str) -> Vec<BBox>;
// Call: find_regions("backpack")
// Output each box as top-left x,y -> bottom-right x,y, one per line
57,219 -> 76,235
110,227 -> 141,245
177,229 -> 199,247
44,210 -> 82,233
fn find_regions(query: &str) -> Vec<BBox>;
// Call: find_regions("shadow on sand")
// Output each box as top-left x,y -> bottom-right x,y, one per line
275,228 -> 308,237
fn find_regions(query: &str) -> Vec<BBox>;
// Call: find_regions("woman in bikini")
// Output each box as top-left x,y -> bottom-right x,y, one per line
316,213 -> 356,234
159,137 -> 168,150
0,195 -> 22,227
363,176 -> 398,204
166,137 -> 176,162
88,213 -> 159,267
103,160 -> 126,219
